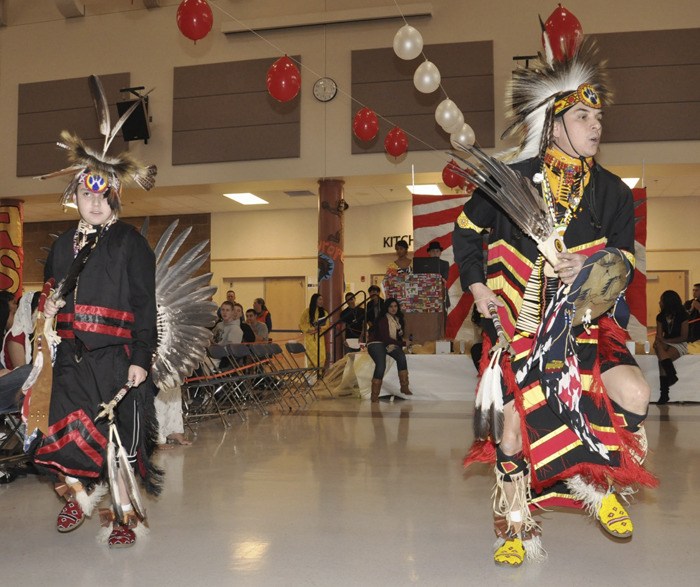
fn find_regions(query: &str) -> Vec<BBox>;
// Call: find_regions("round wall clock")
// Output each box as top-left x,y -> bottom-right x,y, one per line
313,77 -> 338,102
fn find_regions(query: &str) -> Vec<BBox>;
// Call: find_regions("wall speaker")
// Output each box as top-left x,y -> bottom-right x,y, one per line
116,98 -> 150,142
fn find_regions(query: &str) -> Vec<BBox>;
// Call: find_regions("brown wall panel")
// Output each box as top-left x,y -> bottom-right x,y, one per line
605,102 -> 700,143
592,29 -> 700,68
16,138 -> 125,178
591,29 -> 700,143
172,57 -> 301,165
351,41 -> 494,153
173,58 -> 293,98
173,92 -> 299,132
352,41 -> 493,82
351,76 -> 494,116
17,73 -> 131,177
18,74 -> 131,114
610,65 -> 700,105
172,124 -> 300,165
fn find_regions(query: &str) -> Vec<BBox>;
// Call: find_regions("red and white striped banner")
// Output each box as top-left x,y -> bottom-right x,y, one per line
626,187 -> 647,341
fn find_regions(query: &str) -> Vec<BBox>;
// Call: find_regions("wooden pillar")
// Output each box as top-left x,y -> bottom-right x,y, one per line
317,179 -> 346,364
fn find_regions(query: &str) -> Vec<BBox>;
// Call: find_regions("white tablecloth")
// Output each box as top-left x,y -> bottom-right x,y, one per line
337,351 -> 700,403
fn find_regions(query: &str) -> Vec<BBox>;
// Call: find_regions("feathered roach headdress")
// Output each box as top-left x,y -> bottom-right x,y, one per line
501,25 -> 611,163
36,75 -> 157,212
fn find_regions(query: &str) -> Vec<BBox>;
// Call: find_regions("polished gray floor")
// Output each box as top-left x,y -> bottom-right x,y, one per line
2,397 -> 696,586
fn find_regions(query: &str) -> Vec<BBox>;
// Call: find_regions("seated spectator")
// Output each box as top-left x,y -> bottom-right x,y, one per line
340,292 -> 365,352
2,291 -> 39,370
653,290 -> 689,404
364,285 -> 384,336
685,283 -> 700,352
246,308 -> 269,341
212,301 -> 255,346
340,293 -> 364,342
254,298 -> 273,332
366,297 -> 412,402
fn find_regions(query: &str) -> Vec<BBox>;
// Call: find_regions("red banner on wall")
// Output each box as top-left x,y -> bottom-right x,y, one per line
625,187 -> 647,340
0,199 -> 24,296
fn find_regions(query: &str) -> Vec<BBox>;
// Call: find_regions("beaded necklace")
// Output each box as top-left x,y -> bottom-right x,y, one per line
541,148 -> 592,230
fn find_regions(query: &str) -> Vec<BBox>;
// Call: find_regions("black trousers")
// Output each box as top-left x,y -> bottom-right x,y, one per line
367,343 -> 407,380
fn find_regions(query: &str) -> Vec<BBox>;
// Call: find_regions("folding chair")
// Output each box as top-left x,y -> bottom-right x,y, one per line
182,347 -> 235,427
247,343 -> 299,412
269,343 -> 316,405
0,365 -> 33,483
224,344 -> 271,417
284,341 -> 334,399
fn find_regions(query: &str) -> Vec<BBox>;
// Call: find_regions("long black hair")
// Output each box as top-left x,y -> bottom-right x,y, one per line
309,293 -> 327,325
0,291 -> 14,335
658,290 -> 685,318
378,297 -> 405,331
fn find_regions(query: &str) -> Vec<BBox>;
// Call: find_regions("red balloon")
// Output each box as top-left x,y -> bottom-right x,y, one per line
177,0 -> 213,42
442,160 -> 466,189
542,4 -> 583,62
353,108 -> 379,142
266,56 -> 301,102
384,127 -> 408,157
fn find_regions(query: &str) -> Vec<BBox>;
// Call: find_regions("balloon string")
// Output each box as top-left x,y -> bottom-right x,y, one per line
207,0 -> 480,167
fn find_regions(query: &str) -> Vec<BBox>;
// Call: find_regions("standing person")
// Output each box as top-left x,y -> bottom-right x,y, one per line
366,297 -> 412,402
37,151 -> 159,547
28,75 -> 160,549
298,293 -> 327,369
427,240 -> 451,311
254,298 -> 272,333
684,283 -> 700,349
453,33 -> 654,566
216,290 -> 236,320
386,239 -> 412,275
653,290 -> 689,404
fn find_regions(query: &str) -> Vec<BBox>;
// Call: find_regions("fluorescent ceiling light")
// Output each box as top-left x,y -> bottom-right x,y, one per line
64,202 -> 78,209
406,184 -> 442,195
622,177 -> 639,189
223,192 -> 269,205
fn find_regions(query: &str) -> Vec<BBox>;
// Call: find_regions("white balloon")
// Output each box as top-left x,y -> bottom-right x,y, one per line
393,24 -> 423,61
450,123 -> 476,149
443,111 -> 464,134
413,61 -> 441,94
435,99 -> 464,133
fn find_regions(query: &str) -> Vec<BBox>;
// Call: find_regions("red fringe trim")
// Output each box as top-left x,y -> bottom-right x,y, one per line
500,355 -> 519,399
478,332 -> 492,377
463,440 -> 496,468
598,315 -> 627,363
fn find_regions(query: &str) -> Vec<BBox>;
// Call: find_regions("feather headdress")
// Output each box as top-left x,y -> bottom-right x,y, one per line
36,75 -> 156,211
501,38 -> 611,163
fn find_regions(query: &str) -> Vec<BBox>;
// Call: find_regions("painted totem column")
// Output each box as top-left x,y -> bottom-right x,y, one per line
317,179 -> 346,364
0,199 -> 24,296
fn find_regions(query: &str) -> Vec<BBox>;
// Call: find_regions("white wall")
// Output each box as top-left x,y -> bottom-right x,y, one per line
211,200 -> 412,305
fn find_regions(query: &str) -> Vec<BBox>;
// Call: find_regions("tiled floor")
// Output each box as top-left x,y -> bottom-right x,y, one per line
1,397 -> 696,586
